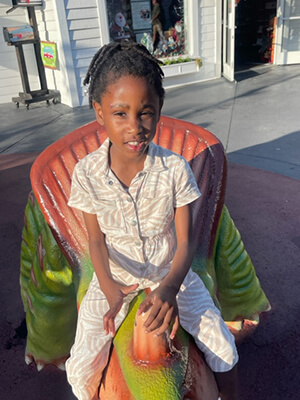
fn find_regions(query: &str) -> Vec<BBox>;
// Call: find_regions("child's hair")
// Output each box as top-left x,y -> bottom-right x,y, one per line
84,41 -> 165,108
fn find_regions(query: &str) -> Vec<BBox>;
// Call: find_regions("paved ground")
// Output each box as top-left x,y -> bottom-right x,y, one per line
0,63 -> 299,399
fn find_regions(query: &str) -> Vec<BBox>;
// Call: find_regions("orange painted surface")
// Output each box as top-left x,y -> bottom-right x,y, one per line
99,349 -> 134,400
132,308 -> 171,363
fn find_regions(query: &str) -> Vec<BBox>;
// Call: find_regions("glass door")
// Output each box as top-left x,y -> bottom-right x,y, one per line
223,0 -> 236,81
275,0 -> 300,64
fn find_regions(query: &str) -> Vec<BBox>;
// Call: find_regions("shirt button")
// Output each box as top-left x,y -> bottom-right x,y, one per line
131,220 -> 137,226
108,180 -> 113,185
135,241 -> 141,246
127,197 -> 132,202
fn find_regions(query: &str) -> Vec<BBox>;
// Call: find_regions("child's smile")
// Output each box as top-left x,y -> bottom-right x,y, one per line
125,140 -> 147,153
93,75 -> 162,162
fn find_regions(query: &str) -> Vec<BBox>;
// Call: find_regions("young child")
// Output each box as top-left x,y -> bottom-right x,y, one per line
66,41 -> 238,400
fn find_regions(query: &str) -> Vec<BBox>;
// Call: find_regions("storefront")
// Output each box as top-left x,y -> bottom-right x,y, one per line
223,0 -> 300,80
99,1 -> 211,81
0,0 -> 222,106
106,1 -> 191,59
0,0 -> 299,106
68,0 -> 222,106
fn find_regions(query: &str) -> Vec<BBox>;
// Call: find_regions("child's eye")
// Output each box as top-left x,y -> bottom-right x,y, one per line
141,111 -> 154,118
114,112 -> 126,117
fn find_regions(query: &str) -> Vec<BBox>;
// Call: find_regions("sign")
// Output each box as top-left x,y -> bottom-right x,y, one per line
3,24 -> 34,43
12,0 -> 43,6
130,1 -> 151,31
41,41 -> 57,69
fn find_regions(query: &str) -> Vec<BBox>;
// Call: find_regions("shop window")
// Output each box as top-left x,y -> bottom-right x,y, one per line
106,0 -> 186,59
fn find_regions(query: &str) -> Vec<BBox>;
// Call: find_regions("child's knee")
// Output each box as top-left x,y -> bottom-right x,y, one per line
65,354 -> 80,384
66,340 -> 112,388
222,344 -> 239,371
66,354 -> 99,399
209,342 -> 239,373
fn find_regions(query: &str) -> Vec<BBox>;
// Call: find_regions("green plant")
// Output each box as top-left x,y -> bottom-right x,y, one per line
161,56 -> 202,68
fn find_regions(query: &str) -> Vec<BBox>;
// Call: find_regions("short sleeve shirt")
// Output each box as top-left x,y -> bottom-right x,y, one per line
68,138 -> 201,284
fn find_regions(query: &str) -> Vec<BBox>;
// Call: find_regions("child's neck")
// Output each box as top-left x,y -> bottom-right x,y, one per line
109,146 -> 147,189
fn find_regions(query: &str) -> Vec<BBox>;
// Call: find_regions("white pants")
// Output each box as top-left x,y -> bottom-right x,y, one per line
66,270 -> 238,400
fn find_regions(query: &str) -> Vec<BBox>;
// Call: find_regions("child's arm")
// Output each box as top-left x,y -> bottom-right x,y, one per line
138,203 -> 196,339
83,212 -> 139,336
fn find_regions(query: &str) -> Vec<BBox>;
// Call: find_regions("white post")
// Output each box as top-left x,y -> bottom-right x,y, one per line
51,0 -> 80,107
95,0 -> 110,46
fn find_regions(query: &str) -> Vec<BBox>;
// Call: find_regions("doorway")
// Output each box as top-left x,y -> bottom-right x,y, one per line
234,0 -> 277,71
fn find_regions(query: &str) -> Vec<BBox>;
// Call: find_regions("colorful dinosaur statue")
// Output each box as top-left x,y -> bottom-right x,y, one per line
20,116 -> 270,397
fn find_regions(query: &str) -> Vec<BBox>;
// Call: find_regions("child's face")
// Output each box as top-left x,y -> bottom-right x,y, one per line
93,75 -> 162,161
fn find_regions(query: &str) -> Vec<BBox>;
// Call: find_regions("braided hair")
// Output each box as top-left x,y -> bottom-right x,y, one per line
84,41 -> 165,108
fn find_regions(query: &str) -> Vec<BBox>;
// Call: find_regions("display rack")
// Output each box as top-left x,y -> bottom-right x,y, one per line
5,2 -> 60,109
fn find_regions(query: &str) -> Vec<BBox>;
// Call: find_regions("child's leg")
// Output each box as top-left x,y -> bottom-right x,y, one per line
177,270 -> 238,399
65,274 -> 136,400
65,297 -> 111,400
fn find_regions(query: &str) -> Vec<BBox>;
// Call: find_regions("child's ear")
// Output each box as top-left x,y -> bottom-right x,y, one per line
93,101 -> 104,125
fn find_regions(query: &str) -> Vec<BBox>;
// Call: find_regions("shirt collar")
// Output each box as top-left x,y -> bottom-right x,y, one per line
90,138 -> 111,178
92,138 -> 167,178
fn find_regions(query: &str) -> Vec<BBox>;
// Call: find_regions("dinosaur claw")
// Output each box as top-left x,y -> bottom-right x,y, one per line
25,354 -> 33,365
36,362 -> 44,371
57,362 -> 66,371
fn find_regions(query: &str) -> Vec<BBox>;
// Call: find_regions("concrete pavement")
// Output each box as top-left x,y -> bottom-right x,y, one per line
1,64 -> 300,180
0,63 -> 299,399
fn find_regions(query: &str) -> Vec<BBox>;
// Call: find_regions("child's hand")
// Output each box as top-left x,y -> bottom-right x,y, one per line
103,280 -> 139,337
137,284 -> 179,340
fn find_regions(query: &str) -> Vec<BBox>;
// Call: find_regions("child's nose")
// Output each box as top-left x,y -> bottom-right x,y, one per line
128,117 -> 142,135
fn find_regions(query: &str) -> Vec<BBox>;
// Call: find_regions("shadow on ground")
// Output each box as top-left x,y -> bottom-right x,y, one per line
227,131 -> 300,180
226,163 -> 300,400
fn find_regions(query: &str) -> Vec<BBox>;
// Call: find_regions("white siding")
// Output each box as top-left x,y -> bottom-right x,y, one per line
71,38 -> 100,50
198,0 -> 219,80
65,0 -> 96,8
199,0 -> 217,56
70,27 -> 100,41
67,7 -> 98,20
65,0 -> 101,106
282,19 -> 300,52
73,58 -> 92,68
0,1 -> 41,104
68,18 -> 99,30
